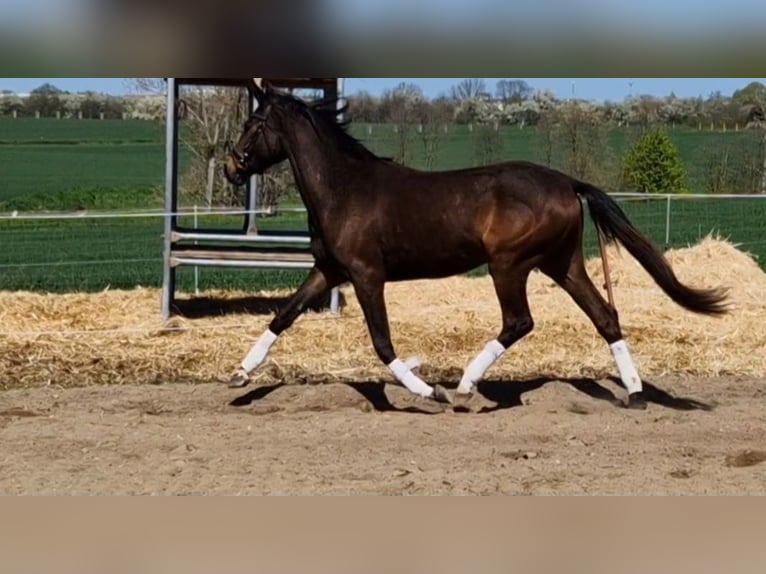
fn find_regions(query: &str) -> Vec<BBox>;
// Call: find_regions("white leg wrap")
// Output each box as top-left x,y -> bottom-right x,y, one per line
388,359 -> 434,398
610,340 -> 643,395
457,340 -> 506,395
241,330 -> 279,373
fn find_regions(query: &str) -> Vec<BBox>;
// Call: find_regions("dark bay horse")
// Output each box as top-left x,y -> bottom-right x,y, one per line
224,83 -> 728,409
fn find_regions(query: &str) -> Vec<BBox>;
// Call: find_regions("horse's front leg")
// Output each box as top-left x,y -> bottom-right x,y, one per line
351,277 -> 452,405
229,266 -> 338,388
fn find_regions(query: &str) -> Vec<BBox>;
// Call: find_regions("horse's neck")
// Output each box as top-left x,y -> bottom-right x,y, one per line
284,128 -> 357,223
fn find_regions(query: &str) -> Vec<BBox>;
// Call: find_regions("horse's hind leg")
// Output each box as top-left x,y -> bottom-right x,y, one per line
542,255 -> 647,410
456,263 -> 534,396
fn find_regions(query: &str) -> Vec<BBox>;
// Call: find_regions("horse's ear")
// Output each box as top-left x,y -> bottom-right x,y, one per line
250,78 -> 266,106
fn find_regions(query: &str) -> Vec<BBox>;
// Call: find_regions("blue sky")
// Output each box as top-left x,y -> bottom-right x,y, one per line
1,78 -> 764,102
325,0 -> 766,34
326,0 -> 766,30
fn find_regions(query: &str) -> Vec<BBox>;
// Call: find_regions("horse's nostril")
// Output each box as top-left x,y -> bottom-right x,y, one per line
229,149 -> 245,165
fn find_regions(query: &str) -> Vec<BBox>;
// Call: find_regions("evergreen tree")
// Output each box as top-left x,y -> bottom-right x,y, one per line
622,128 -> 689,194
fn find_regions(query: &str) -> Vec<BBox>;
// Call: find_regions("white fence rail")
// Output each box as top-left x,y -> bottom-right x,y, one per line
0,195 -> 764,295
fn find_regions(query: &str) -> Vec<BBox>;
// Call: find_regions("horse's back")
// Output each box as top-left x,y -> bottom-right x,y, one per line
385,160 -> 579,218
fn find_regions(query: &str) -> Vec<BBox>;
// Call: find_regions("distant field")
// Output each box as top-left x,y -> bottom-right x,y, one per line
0,118 -> 166,210
0,144 -> 165,206
0,117 -> 162,143
0,118 -> 759,211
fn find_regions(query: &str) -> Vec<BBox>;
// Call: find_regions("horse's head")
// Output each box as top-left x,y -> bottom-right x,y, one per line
224,83 -> 287,185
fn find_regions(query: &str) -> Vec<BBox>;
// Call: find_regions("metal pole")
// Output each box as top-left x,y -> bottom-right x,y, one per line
330,78 -> 346,315
193,204 -> 200,296
246,91 -> 259,234
161,78 -> 179,320
665,195 -> 672,245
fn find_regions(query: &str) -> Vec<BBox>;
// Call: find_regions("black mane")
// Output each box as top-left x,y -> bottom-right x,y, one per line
275,92 -> 380,162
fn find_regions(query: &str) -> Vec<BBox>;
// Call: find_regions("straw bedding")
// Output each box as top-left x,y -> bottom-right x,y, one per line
1,237 -> 764,390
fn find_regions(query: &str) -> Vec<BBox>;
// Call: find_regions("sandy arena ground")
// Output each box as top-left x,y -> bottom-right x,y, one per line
1,374 -> 765,495
2,238 -> 764,495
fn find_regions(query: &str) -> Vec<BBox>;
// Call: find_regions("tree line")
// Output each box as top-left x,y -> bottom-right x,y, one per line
3,79 -> 765,128
347,79 -> 766,129
0,83 -> 164,120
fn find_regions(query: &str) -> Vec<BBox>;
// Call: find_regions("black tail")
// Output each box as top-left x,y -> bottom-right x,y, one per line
576,182 -> 729,316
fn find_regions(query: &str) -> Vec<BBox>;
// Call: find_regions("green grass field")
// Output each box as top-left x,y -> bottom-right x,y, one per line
0,117 -> 162,143
1,197 -> 763,294
0,118 -> 166,210
0,118 -> 757,209
0,117 -> 764,294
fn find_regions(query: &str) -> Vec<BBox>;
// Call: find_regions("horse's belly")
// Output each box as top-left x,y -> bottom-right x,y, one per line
384,243 -> 487,281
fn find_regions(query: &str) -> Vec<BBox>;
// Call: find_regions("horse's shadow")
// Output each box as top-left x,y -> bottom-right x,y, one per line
175,296 -> 289,319
229,383 -> 286,407
475,376 -> 714,414
229,376 -> 714,414
229,381 -> 441,415
174,291 -> 346,319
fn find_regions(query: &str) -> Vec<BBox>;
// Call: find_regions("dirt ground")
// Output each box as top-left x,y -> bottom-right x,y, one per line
1,375 -> 765,495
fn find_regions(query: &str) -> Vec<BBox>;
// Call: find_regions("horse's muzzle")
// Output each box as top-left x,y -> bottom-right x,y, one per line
224,156 -> 248,186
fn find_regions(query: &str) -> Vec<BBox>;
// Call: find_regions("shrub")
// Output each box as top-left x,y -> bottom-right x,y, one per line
622,128 -> 689,194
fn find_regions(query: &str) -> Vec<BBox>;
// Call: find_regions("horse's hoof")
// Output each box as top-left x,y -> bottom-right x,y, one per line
626,392 -> 648,411
228,370 -> 251,389
454,387 -> 474,399
404,356 -> 423,371
431,385 -> 453,405
452,391 -> 479,413
453,388 -> 475,404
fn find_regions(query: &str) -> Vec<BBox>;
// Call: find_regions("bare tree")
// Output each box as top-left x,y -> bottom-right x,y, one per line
451,78 -> 487,102
413,97 -> 451,170
759,129 -> 766,196
472,124 -> 504,167
259,163 -> 295,213
131,79 -> 248,208
537,101 -> 612,186
496,79 -> 533,104
184,87 -> 248,207
380,82 -> 423,165
558,102 -> 606,181
730,85 -> 766,194
704,132 -> 764,194
25,83 -> 65,117
738,87 -> 766,194
536,114 -> 557,168
347,90 -> 382,123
